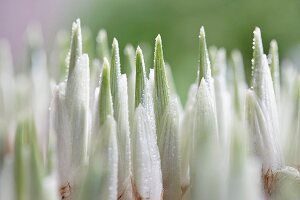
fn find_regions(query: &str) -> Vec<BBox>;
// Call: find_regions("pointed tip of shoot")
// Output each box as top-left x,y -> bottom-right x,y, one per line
136,46 -> 144,67
251,27 -> 265,88
75,18 -> 81,25
102,59 -> 110,84
102,57 -> 111,85
269,40 -> 279,66
111,38 -> 120,67
154,34 -> 165,70
97,29 -> 108,42
154,34 -> 165,76
155,34 -> 162,44
102,57 -> 111,91
99,57 -> 113,126
253,27 -> 262,46
110,37 -> 121,106
111,38 -> 119,59
154,34 -> 170,130
135,46 -> 146,108
124,44 -> 136,74
154,34 -> 164,66
112,38 -> 119,48
253,27 -> 261,37
269,40 -> 279,68
198,26 -> 211,86
136,45 -> 142,54
96,29 -> 110,62
72,19 -> 81,34
125,44 -> 135,57
199,26 -> 205,38
199,77 -> 206,87
154,34 -> 163,58
124,44 -> 135,55
269,39 -> 280,97
71,19 -> 82,41
103,57 -> 109,68
67,19 -> 82,76
270,40 -> 278,51
135,46 -> 144,67
252,27 -> 264,63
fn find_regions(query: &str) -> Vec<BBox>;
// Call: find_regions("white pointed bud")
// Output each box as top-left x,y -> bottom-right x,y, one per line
250,28 -> 282,173
190,78 -> 220,200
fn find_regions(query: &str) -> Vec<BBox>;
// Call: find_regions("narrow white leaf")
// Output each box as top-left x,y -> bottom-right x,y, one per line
190,78 -> 220,200
132,105 -> 162,200
65,54 -> 90,178
110,39 -> 133,198
81,116 -> 118,200
116,74 -> 132,199
245,90 -> 281,172
50,83 -> 71,186
158,102 -> 181,200
179,83 -> 197,193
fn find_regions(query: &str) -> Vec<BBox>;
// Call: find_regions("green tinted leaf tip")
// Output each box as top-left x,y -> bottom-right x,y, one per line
110,38 -> 121,110
269,40 -> 279,82
154,34 -> 170,127
99,58 -> 113,126
252,27 -> 264,69
135,46 -> 146,108
67,19 -> 82,77
198,26 -> 211,86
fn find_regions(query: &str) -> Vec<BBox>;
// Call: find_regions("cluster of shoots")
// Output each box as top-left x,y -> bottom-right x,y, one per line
1,19 -> 300,200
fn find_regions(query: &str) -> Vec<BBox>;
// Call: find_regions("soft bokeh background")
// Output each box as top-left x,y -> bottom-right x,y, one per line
1,0 -> 300,103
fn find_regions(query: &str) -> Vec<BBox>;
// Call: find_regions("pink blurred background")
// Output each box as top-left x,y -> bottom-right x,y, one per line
0,0 -> 84,67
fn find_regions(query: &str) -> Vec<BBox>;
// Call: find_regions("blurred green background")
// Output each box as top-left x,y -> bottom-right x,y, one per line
2,0 -> 300,103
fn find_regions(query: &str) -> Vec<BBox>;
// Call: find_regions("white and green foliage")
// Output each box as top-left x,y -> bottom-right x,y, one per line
247,28 -> 282,173
131,46 -> 163,199
80,61 -> 118,199
153,35 -> 181,200
110,39 -> 133,199
2,19 -> 300,200
50,19 -> 90,199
